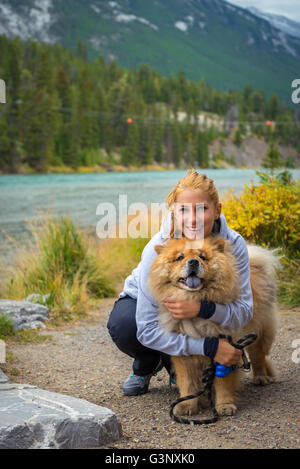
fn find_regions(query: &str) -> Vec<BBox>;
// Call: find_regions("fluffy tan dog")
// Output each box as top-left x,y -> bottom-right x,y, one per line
148,236 -> 279,417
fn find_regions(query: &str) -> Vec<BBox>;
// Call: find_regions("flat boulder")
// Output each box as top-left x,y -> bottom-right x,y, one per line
0,383 -> 122,449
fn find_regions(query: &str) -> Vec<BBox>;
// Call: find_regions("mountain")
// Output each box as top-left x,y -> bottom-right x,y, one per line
0,0 -> 299,103
247,6 -> 300,40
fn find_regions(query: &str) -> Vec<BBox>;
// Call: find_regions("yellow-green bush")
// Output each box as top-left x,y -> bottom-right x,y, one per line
222,175 -> 300,307
222,178 -> 300,258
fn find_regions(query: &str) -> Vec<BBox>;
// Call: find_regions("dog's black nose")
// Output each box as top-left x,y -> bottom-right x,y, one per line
187,259 -> 199,269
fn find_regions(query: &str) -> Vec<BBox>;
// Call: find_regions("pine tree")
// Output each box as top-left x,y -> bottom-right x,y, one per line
95,84 -> 108,149
0,115 -> 11,169
152,120 -> 163,164
20,46 -> 57,170
164,118 -> 173,164
75,67 -> 99,155
55,67 -> 74,165
185,130 -> 196,166
122,120 -> 139,165
234,128 -> 242,147
76,40 -> 88,62
4,40 -> 22,171
274,112 -> 294,145
262,141 -> 284,176
268,93 -> 279,120
138,63 -> 156,104
171,121 -> 182,167
23,88 -> 54,171
251,90 -> 265,114
139,123 -> 153,165
195,131 -> 209,167
36,50 -> 53,94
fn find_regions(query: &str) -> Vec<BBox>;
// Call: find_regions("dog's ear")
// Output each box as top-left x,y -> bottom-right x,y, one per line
213,237 -> 226,253
154,244 -> 165,255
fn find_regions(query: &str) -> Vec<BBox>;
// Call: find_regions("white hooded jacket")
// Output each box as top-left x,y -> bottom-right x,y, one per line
119,212 -> 253,357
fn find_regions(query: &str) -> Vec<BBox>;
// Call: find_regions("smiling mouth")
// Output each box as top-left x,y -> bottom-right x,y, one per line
185,227 -> 203,232
178,274 -> 202,289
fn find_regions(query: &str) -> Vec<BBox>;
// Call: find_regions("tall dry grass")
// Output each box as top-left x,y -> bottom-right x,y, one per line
0,213 -> 116,323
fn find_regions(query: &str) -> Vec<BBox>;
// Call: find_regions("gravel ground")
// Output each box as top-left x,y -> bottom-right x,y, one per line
4,298 -> 300,449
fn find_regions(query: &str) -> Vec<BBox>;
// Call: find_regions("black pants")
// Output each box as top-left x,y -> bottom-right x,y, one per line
107,295 -> 171,376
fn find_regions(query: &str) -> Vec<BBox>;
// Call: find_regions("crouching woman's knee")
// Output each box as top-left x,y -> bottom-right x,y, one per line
107,297 -> 137,351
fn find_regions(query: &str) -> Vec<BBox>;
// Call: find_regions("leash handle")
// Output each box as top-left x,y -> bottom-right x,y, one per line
216,332 -> 257,373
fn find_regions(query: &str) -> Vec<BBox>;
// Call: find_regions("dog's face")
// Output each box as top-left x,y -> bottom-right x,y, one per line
153,236 -> 228,293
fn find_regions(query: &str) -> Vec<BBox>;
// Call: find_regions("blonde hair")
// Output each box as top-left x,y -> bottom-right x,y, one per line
164,169 -> 220,239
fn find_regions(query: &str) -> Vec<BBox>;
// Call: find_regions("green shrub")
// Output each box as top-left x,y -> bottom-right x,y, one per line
0,314 -> 15,339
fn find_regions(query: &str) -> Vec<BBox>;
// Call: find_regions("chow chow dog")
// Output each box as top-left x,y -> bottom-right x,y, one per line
148,236 -> 279,417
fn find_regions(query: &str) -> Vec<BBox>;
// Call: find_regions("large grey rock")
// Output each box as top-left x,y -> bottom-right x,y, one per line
0,300 -> 49,330
0,383 -> 122,449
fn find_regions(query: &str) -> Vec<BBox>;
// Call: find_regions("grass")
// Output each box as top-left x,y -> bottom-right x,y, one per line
0,314 -> 15,339
276,257 -> 300,308
0,209 -> 156,327
0,313 -> 52,343
0,313 -> 52,375
0,212 -> 116,326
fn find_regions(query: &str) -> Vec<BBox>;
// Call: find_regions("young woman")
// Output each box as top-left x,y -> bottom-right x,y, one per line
107,170 -> 253,396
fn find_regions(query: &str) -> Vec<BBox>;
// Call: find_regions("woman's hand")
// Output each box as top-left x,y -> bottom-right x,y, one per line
162,298 -> 201,319
214,339 -> 242,367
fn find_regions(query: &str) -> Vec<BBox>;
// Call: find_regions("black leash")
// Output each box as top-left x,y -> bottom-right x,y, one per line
169,332 -> 257,425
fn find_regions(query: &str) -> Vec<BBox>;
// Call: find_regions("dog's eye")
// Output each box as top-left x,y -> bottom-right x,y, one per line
199,253 -> 206,261
176,255 -> 184,262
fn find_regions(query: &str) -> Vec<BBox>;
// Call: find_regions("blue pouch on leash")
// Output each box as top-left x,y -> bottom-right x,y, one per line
215,363 -> 233,378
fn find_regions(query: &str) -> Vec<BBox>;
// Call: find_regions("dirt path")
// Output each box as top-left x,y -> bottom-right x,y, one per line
4,298 -> 300,449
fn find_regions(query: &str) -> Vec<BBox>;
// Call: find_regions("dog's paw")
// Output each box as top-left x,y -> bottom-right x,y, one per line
253,375 -> 275,386
215,403 -> 237,416
174,399 -> 198,416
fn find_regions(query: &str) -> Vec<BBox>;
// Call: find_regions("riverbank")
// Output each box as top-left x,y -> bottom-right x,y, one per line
0,160 -> 243,175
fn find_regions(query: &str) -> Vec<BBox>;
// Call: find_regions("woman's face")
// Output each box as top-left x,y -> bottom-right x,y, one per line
173,189 -> 221,240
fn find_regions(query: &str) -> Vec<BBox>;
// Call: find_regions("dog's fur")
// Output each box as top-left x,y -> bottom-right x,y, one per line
148,236 -> 280,417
